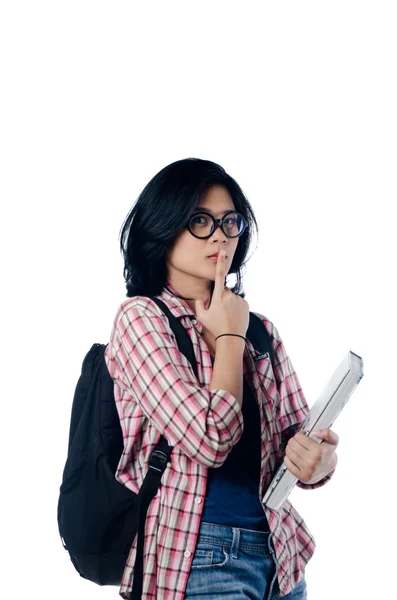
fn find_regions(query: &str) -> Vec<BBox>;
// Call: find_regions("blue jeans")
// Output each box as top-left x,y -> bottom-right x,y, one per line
184,521 -> 307,600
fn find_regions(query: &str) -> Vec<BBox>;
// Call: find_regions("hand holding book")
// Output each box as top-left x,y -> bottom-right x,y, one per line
263,351 -> 364,509
284,428 -> 339,485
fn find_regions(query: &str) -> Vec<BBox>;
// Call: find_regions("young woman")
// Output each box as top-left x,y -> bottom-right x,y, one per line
104,157 -> 338,600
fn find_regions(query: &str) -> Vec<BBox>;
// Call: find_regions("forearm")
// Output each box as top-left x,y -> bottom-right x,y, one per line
209,337 -> 245,408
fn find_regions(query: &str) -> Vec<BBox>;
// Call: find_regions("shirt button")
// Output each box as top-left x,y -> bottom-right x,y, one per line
184,551 -> 191,558
194,497 -> 202,504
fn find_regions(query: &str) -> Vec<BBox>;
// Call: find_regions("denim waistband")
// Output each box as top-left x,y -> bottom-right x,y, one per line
198,521 -> 274,554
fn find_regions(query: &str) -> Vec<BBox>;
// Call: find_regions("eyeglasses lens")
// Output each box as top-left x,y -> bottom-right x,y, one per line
189,212 -> 244,238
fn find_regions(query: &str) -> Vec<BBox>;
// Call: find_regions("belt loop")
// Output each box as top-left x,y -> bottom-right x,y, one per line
231,527 -> 240,559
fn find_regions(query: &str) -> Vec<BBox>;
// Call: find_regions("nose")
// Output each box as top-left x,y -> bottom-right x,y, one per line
210,220 -> 229,240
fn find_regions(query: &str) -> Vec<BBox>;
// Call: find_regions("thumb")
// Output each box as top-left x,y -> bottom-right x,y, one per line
311,428 -> 339,446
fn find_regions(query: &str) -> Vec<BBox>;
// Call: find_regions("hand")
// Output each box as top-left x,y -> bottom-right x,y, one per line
194,249 -> 249,339
284,428 -> 339,484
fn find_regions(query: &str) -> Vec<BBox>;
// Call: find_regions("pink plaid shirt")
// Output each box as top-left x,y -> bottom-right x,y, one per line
104,284 -> 335,599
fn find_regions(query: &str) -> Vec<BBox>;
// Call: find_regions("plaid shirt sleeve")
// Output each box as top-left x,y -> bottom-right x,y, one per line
264,317 -> 336,490
109,298 -> 244,469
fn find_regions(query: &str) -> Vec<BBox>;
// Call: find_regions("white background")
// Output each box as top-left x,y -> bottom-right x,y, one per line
1,2 -> 396,599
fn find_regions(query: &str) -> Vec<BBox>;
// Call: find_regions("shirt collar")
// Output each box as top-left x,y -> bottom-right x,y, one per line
159,283 -> 198,321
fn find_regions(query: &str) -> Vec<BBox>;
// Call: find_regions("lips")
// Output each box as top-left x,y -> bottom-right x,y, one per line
207,253 -> 227,259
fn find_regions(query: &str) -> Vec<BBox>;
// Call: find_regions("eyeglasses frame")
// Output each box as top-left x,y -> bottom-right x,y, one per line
187,209 -> 248,239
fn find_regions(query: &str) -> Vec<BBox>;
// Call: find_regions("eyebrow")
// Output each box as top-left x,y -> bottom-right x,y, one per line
193,208 -> 234,215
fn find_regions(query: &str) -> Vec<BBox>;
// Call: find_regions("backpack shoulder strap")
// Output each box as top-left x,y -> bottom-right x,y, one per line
147,296 -> 198,380
246,312 -> 273,359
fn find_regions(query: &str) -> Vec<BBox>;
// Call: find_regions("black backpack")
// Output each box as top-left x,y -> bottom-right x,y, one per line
57,296 -> 273,600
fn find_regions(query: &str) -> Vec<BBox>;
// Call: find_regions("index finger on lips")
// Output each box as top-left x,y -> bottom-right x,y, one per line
213,251 -> 225,300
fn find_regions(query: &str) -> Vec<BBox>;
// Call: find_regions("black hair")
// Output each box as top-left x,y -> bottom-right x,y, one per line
119,157 -> 259,299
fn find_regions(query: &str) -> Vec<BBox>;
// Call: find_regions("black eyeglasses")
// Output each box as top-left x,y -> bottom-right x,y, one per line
187,210 -> 248,239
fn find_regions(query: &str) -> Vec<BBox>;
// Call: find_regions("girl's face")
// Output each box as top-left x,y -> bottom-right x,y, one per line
166,185 -> 240,297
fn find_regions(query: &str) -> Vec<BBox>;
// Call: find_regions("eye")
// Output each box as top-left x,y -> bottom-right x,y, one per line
191,214 -> 210,225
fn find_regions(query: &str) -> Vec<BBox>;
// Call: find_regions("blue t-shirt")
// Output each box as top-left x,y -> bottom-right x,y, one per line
200,355 -> 270,531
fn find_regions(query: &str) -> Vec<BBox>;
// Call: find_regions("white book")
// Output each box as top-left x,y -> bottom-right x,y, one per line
262,350 -> 364,510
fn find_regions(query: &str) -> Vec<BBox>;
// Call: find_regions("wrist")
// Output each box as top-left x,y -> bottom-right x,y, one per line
215,333 -> 246,342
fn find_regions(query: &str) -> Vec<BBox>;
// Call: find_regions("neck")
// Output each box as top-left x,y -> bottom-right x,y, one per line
165,278 -> 214,313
